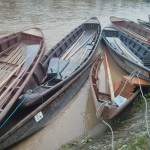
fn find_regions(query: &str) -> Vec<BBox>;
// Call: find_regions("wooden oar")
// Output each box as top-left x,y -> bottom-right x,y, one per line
104,50 -> 115,100
0,60 -> 25,89
61,31 -> 85,60
113,38 -> 143,66
66,32 -> 96,60
0,69 -> 26,106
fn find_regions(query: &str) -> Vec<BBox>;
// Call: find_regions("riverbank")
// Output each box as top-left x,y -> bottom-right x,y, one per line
60,93 -> 150,150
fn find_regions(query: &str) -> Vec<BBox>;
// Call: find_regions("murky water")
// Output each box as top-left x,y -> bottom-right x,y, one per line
0,0 -> 150,150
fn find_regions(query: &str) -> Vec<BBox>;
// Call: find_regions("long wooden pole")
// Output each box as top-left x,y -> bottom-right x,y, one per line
61,31 -> 85,60
104,50 -> 115,100
66,32 -> 96,60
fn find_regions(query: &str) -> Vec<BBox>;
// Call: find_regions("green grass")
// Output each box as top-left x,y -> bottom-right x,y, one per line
115,133 -> 149,150
60,135 -> 93,150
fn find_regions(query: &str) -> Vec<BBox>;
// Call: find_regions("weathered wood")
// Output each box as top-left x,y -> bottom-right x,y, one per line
65,32 -> 96,60
0,69 -> 26,106
0,28 -> 45,123
61,31 -> 85,60
104,51 -> 115,100
0,60 -> 25,89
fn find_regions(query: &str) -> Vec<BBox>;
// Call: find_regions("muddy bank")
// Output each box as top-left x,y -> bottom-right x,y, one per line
60,95 -> 150,150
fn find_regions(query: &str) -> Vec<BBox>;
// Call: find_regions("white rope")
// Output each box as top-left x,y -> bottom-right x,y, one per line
137,74 -> 150,138
96,101 -> 115,150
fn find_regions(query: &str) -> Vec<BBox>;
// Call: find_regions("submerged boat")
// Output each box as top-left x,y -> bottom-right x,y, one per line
90,51 -> 149,119
102,27 -> 150,81
110,16 -> 150,45
137,19 -> 150,29
18,17 -> 101,108
0,18 -> 101,149
0,28 -> 45,122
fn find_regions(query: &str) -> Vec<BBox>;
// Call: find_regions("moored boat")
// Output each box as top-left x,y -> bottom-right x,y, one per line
0,51 -> 98,150
110,16 -> 150,45
102,27 -> 150,81
90,51 -> 149,119
18,17 -> 101,108
0,17 -> 101,149
137,19 -> 150,29
0,28 -> 45,122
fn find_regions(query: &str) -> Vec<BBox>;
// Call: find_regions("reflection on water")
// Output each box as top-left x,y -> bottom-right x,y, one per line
0,0 -> 150,149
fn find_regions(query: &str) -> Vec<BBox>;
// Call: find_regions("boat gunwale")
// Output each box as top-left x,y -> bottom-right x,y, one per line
0,28 -> 45,122
0,53 -> 99,144
90,54 -> 140,119
22,17 -> 101,107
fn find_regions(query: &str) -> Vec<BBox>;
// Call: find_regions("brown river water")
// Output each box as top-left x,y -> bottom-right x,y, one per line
0,0 -> 150,149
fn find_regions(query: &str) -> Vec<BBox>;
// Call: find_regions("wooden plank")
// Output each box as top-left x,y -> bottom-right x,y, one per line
7,46 -> 24,64
0,70 -> 11,82
61,31 -> 85,60
5,43 -> 24,62
0,42 -> 20,57
65,32 -> 96,60
16,53 -> 25,65
0,60 -> 25,89
0,69 -> 26,106
0,43 -> 24,70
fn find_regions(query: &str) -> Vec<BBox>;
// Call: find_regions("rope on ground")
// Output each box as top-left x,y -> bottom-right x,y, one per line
137,73 -> 150,138
96,101 -> 115,150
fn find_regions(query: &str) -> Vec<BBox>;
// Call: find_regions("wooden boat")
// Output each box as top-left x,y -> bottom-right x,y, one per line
0,52 -> 98,150
0,28 -> 45,122
110,16 -> 150,45
90,51 -> 150,119
137,19 -> 150,29
0,18 -> 101,149
18,17 -> 101,108
102,27 -> 150,81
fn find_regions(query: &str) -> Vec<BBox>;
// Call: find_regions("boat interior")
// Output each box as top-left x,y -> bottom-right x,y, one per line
0,29 -> 44,119
20,19 -> 100,107
103,28 -> 150,68
111,17 -> 150,40
90,51 -> 150,119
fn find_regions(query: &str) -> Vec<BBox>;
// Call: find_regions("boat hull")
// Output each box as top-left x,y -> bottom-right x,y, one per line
90,55 -> 140,120
0,55 -> 95,150
102,27 -> 150,81
110,16 -> 150,45
0,28 -> 45,122
21,17 -> 101,107
105,42 -> 150,81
